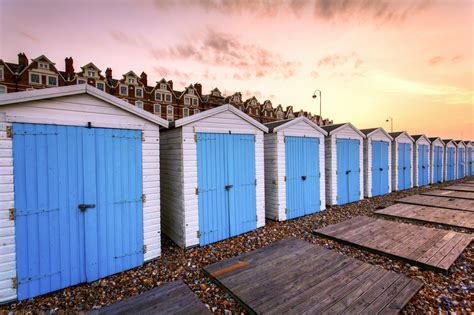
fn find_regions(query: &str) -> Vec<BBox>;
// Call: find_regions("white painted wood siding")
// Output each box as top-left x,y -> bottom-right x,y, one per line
264,133 -> 281,220
391,134 -> 414,191
413,137 -> 431,187
326,125 -> 364,206
0,94 -> 162,303
363,130 -> 392,197
430,139 -> 444,184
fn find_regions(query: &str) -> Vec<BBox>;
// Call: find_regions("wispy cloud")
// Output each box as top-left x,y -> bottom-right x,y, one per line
150,29 -> 300,79
429,55 -> 464,66
18,30 -> 38,42
152,66 -> 192,81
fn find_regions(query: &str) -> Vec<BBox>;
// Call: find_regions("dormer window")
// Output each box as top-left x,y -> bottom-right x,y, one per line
135,88 -> 143,98
277,112 -> 283,119
38,62 -> 49,70
212,90 -> 220,96
87,71 -> 95,77
120,85 -> 128,96
233,95 -> 239,102
160,83 -> 167,90
128,77 -> 135,84
188,89 -> 194,95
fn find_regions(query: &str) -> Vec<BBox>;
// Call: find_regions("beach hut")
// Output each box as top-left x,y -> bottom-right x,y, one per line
412,135 -> 431,187
428,137 -> 445,184
160,104 -> 267,247
443,139 -> 456,181
321,123 -> 365,206
389,132 -> 414,191
360,128 -> 393,197
0,85 -> 168,302
455,140 -> 466,178
263,117 -> 327,221
465,141 -> 473,176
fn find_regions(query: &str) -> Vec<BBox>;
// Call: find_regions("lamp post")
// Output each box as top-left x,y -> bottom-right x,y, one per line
312,90 -> 322,118
386,117 -> 393,132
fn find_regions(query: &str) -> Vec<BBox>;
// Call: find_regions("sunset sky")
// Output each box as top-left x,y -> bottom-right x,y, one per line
0,0 -> 472,139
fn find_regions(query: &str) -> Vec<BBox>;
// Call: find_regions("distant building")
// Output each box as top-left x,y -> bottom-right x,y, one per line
0,52 -> 333,125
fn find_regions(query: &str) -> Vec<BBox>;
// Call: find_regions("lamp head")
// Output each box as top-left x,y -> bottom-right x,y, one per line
312,94 -> 317,99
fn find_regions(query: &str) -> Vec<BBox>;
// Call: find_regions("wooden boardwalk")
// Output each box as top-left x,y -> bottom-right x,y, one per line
375,203 -> 474,231
314,217 -> 472,272
421,189 -> 474,200
204,239 -> 422,315
458,182 -> 474,187
441,185 -> 474,192
90,280 -> 211,315
396,195 -> 474,212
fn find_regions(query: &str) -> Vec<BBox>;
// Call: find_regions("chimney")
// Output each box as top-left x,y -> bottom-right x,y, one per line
194,83 -> 202,96
167,80 -> 173,90
140,71 -> 148,86
105,68 -> 112,80
18,52 -> 28,67
65,57 -> 74,76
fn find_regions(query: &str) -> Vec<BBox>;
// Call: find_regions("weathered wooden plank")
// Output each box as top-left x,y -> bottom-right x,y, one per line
314,217 -> 472,272
458,182 -> 474,187
441,185 -> 474,192
423,190 -> 474,200
375,203 -> 474,231
90,280 -> 211,315
204,239 -> 422,315
376,279 -> 424,315
396,195 -> 474,212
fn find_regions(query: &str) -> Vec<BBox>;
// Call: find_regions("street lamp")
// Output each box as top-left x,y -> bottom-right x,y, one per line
386,117 -> 393,132
312,90 -> 322,118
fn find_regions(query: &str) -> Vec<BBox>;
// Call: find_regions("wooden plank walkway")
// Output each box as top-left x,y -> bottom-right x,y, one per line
314,217 -> 472,272
90,280 -> 211,315
204,238 -> 422,315
421,189 -> 474,200
375,203 -> 474,231
442,185 -> 474,192
396,195 -> 474,212
458,182 -> 474,187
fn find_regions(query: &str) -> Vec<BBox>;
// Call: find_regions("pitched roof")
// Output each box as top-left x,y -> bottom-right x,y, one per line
0,84 -> 169,128
411,134 -> 431,143
5,62 -> 24,74
359,127 -> 393,140
321,123 -> 366,138
264,117 -> 327,135
388,131 -> 415,142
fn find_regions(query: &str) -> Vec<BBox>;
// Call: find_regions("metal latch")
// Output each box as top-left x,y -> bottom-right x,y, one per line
143,245 -> 148,254
142,194 -> 147,203
78,204 -> 95,212
301,176 -> 307,181
6,125 -> 12,138
225,185 -> 233,191
9,208 -> 14,220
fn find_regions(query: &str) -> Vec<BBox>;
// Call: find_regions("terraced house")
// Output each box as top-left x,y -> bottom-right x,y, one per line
0,52 -> 333,125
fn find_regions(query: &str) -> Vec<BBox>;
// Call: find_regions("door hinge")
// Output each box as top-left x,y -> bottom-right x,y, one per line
141,131 -> 145,142
197,230 -> 200,238
141,194 -> 147,203
285,207 -> 288,214
194,133 -> 197,142
9,208 -> 14,221
255,179 -> 257,185
283,137 -> 286,143
284,176 -> 286,182
195,187 -> 199,195
256,215 -> 258,221
143,245 -> 147,254
6,125 -> 12,138
11,277 -> 16,289
336,195 -> 338,201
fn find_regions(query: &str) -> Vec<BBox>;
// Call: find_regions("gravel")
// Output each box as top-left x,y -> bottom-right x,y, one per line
1,178 -> 473,314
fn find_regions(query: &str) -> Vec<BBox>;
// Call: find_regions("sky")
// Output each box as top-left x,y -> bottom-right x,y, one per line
0,0 -> 473,139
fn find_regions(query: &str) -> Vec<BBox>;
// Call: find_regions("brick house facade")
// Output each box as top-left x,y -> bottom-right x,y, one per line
0,52 -> 333,125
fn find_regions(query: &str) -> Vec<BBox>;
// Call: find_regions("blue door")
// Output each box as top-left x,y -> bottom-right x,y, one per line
433,146 -> 443,183
417,144 -> 429,186
457,148 -> 465,178
197,133 -> 257,246
446,147 -> 455,180
468,147 -> 473,176
371,140 -> 389,196
285,136 -> 320,219
337,139 -> 360,204
398,143 -> 411,190
12,123 -> 143,300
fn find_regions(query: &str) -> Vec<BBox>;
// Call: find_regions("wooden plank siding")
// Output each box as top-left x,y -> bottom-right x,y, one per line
314,217 -> 472,272
421,189 -> 474,200
375,203 -> 474,231
204,239 -> 422,315
396,195 -> 474,212
90,280 -> 211,315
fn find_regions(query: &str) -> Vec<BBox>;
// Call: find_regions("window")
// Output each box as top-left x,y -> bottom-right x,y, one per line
135,88 -> 143,98
135,101 -> 143,109
188,89 -> 194,95
0,67 -> 4,81
183,108 -> 189,117
88,71 -> 95,77
184,97 -> 190,105
78,79 -> 86,84
194,109 -> 200,115
277,112 -> 284,119
233,95 -> 239,102
47,76 -> 58,86
192,98 -> 198,106
128,78 -> 135,84
120,85 -> 128,96
165,94 -> 171,102
155,92 -> 162,101
0,85 -> 7,94
96,82 -> 105,91
30,73 -> 41,84
167,105 -> 174,121
38,62 -> 49,70
160,83 -> 167,90
154,104 -> 161,114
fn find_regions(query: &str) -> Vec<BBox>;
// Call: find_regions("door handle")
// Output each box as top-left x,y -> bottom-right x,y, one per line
379,168 -> 383,171
301,176 -> 307,181
422,166 -> 425,169
346,170 -> 351,175
225,185 -> 233,191
79,204 -> 95,212
403,167 -> 406,170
